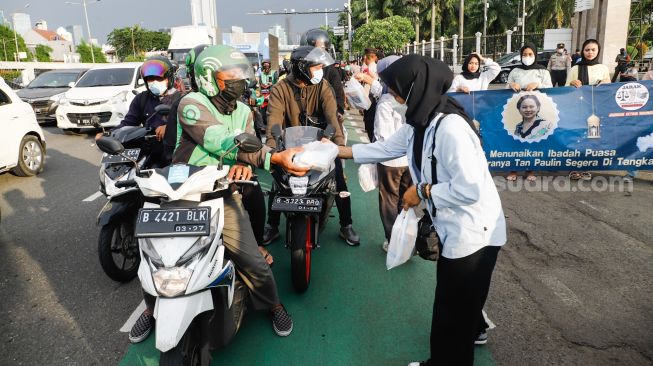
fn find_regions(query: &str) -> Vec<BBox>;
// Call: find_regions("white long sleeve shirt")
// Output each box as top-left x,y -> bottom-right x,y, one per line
448,59 -> 501,92
373,94 -> 409,167
352,113 -> 507,259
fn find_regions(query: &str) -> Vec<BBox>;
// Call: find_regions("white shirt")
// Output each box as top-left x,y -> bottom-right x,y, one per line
373,94 -> 409,167
353,114 -> 507,259
448,59 -> 501,92
507,68 -> 553,89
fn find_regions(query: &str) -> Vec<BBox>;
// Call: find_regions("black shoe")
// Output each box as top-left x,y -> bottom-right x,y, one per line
271,305 -> 293,337
262,225 -> 280,246
339,225 -> 360,246
129,311 -> 154,343
475,330 -> 488,345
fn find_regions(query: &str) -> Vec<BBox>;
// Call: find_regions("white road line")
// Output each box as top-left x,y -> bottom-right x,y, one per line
120,300 -> 146,333
579,200 -> 606,213
82,191 -> 103,202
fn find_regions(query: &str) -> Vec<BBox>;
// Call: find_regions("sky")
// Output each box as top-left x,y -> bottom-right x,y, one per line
1,0 -> 346,44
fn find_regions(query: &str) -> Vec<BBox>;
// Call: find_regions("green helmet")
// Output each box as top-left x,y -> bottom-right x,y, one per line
193,45 -> 253,98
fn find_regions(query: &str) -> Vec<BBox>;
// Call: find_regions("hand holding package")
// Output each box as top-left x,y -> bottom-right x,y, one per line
292,141 -> 339,171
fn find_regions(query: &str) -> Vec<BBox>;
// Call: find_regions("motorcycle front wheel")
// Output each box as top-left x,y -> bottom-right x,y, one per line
159,320 -> 209,366
289,215 -> 313,293
98,220 -> 139,282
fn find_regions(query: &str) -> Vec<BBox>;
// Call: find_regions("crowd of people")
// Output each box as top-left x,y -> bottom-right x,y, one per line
98,29 -> 645,365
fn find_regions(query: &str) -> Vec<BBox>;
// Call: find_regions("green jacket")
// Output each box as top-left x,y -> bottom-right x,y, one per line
172,92 -> 253,167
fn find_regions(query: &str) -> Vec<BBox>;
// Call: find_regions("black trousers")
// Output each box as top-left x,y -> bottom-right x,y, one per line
377,164 -> 412,240
550,70 -> 567,87
363,99 -> 377,142
428,246 -> 500,366
268,158 -> 352,227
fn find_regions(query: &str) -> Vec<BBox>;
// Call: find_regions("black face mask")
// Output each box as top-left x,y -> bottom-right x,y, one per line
219,79 -> 247,103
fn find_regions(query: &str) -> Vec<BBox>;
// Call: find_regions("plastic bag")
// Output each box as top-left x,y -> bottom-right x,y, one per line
293,141 -> 339,171
358,164 -> 378,192
386,208 -> 418,270
344,78 -> 372,110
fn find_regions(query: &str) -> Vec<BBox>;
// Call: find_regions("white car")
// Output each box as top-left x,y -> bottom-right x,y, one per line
0,77 -> 46,176
56,62 -> 146,132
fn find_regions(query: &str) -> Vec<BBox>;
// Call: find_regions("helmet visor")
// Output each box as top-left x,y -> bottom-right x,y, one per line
304,47 -> 335,67
212,64 -> 254,82
141,59 -> 169,78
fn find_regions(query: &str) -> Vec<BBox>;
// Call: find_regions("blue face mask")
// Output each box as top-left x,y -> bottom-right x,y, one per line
148,80 -> 168,96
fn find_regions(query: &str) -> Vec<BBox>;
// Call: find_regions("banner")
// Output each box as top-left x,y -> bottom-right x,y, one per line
450,81 -> 653,171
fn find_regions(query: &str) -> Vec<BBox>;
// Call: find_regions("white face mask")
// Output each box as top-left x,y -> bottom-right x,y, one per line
388,96 -> 408,116
148,80 -> 168,96
522,56 -> 535,66
310,68 -> 324,85
557,49 -> 564,54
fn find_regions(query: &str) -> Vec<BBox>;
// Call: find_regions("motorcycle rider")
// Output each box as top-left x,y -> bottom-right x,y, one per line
262,45 -> 361,246
258,59 -> 278,90
96,55 -> 182,168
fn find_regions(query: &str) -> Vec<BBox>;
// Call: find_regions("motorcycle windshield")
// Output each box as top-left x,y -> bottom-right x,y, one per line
283,126 -> 323,148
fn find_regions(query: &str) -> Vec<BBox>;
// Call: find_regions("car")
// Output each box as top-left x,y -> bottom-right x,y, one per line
0,77 -> 46,177
492,49 -> 556,83
16,68 -> 88,124
55,62 -> 146,133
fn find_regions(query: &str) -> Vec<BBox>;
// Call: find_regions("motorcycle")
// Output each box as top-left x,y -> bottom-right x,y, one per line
96,104 -> 170,282
269,124 -> 337,292
96,132 -> 263,365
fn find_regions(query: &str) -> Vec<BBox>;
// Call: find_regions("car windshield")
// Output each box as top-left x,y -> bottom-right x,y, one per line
28,72 -> 80,88
75,68 -> 134,87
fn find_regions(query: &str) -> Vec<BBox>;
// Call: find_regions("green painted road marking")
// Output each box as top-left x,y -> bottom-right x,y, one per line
119,119 -> 495,365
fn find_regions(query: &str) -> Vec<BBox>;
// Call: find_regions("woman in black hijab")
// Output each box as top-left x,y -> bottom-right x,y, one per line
337,54 -> 506,366
566,39 -> 611,87
506,43 -> 553,93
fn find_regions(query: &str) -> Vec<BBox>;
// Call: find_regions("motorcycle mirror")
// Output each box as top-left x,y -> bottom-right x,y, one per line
96,136 -> 125,155
132,89 -> 139,95
67,82 -> 75,88
154,104 -> 171,116
234,133 -> 263,153
271,124 -> 282,138
324,125 -> 336,140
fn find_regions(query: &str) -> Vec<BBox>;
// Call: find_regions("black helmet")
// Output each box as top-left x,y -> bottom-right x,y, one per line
184,44 -> 209,91
290,46 -> 334,83
300,28 -> 332,51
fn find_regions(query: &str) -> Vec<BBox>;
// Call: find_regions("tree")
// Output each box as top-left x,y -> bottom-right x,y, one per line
77,41 -> 107,63
107,26 -> 171,61
0,25 -> 30,61
352,16 -> 415,54
34,45 -> 52,62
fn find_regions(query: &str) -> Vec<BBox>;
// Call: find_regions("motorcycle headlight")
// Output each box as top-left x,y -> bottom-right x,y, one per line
152,267 -> 193,297
111,91 -> 128,105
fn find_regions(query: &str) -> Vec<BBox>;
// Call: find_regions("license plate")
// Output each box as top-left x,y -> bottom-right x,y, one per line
271,196 -> 322,213
101,148 -> 140,163
80,119 -> 91,125
135,207 -> 211,237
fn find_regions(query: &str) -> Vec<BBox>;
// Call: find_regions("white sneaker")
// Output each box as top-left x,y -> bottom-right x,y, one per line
408,362 -> 428,366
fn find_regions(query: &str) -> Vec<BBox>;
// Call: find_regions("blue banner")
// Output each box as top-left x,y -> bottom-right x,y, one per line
450,81 -> 653,171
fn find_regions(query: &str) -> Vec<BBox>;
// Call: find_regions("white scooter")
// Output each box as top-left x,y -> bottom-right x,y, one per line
96,133 -> 263,365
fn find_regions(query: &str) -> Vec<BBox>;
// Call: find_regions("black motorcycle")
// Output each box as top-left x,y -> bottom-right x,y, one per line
96,104 -> 170,282
269,125 -> 337,292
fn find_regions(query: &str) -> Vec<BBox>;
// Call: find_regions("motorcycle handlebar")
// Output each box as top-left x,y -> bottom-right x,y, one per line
115,179 -> 137,188
230,179 -> 259,186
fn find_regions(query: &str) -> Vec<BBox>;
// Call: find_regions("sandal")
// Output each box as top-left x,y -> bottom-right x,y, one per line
258,246 -> 274,267
569,171 -> 582,180
580,172 -> 592,180
506,172 -> 518,181
525,173 -> 537,182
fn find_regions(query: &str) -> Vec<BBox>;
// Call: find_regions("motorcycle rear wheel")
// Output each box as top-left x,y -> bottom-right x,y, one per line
98,220 -> 139,282
289,215 -> 312,293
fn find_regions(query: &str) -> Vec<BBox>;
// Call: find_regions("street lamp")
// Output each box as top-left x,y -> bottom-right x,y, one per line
65,0 -> 100,63
11,3 -> 30,62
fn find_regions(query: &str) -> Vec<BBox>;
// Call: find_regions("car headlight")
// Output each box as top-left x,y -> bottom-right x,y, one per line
49,92 -> 65,104
152,267 -> 193,297
58,96 -> 70,106
111,91 -> 128,105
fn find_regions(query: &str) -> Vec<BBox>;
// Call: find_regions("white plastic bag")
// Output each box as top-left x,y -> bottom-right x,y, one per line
344,78 -> 372,110
386,208 -> 418,270
293,141 -> 339,171
358,164 -> 378,192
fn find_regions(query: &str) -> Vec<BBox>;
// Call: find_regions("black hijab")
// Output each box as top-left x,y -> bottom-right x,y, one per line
379,54 -> 478,169
461,53 -> 482,80
515,44 -> 546,70
576,39 -> 601,86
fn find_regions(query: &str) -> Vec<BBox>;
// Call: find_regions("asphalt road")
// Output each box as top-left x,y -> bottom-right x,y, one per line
1,121 -> 652,366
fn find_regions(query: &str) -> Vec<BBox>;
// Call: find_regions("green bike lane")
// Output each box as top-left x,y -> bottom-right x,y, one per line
119,119 -> 495,366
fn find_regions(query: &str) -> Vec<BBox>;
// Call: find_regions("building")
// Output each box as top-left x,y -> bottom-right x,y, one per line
64,25 -> 84,46
268,25 -> 287,46
11,12 -> 31,35
22,28 -> 76,62
190,0 -> 217,28
35,20 -> 47,31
